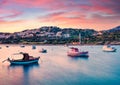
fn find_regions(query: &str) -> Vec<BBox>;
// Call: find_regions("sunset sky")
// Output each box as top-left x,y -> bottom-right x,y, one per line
0,0 -> 120,33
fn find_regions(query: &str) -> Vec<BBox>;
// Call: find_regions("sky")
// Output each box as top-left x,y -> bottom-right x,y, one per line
0,0 -> 120,33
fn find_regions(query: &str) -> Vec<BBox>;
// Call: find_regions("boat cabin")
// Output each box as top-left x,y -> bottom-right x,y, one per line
70,47 -> 79,52
22,53 -> 34,61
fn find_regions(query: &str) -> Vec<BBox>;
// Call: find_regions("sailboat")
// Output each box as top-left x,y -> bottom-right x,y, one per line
67,33 -> 89,57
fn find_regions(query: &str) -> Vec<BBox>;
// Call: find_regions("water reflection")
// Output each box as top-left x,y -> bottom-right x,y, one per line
68,56 -> 89,61
7,63 -> 40,85
9,62 -> 40,68
0,45 -> 120,85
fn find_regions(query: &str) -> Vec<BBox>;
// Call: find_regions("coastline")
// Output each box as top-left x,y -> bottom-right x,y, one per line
0,41 -> 120,46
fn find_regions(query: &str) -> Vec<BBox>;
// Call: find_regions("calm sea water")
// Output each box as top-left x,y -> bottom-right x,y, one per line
0,45 -> 120,85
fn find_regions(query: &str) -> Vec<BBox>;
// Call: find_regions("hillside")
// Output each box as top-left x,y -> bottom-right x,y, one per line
0,26 -> 119,45
106,26 -> 120,32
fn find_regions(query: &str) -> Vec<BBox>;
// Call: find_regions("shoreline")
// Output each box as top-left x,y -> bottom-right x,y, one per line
0,43 -> 120,46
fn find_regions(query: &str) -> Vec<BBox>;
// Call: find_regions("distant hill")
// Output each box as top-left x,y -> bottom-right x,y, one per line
106,26 -> 120,32
0,26 -> 119,45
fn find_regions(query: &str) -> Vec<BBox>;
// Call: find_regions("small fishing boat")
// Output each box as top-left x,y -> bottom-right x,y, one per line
5,52 -> 40,65
67,47 -> 88,57
39,48 -> 47,53
6,46 -> 9,48
102,45 -> 116,52
20,45 -> 25,48
32,45 -> 36,49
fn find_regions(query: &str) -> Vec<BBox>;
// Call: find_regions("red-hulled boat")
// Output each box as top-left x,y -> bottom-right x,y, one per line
67,47 -> 88,57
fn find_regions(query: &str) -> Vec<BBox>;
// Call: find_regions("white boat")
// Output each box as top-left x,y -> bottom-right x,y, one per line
67,47 -> 88,57
5,52 -> 40,65
102,45 -> 116,52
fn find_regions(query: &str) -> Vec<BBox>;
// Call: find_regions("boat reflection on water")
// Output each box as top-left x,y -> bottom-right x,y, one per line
8,62 -> 40,73
69,55 -> 89,61
7,63 -> 40,85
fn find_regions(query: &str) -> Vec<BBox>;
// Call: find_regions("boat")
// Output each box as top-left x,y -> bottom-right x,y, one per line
6,46 -> 9,48
39,48 -> 47,53
32,45 -> 36,49
20,45 -> 25,48
64,43 -> 69,47
67,47 -> 88,57
6,52 -> 40,65
102,45 -> 116,52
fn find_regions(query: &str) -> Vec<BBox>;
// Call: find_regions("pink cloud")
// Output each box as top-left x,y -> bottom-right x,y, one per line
0,0 -> 119,31
89,0 -> 120,14
0,0 -> 7,6
0,8 -> 23,20
39,11 -> 89,25
12,0 -> 55,8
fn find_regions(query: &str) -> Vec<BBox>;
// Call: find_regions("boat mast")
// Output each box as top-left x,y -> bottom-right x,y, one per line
79,33 -> 81,45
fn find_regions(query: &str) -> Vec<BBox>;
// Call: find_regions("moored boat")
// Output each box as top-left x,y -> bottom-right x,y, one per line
39,48 -> 47,53
6,46 -> 9,48
32,45 -> 36,49
67,47 -> 88,57
6,52 -> 40,65
20,45 -> 25,48
102,45 -> 116,52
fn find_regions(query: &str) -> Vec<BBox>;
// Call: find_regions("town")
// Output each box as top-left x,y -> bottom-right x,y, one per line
0,26 -> 120,45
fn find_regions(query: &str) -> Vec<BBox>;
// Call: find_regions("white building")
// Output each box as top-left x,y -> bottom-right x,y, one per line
56,32 -> 62,37
63,33 -> 70,38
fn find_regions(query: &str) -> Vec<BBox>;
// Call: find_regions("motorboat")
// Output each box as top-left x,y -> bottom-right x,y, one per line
6,46 -> 9,48
67,47 -> 88,57
102,45 -> 116,52
39,48 -> 47,53
20,45 -> 25,48
5,52 -> 40,65
32,45 -> 36,49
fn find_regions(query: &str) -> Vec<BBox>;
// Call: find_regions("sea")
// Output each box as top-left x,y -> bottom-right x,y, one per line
0,45 -> 120,85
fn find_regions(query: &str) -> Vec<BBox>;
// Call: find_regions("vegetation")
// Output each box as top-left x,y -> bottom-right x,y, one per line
0,26 -> 120,45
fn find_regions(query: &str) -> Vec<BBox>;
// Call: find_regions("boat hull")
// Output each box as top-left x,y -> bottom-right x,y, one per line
102,45 -> 116,52
8,57 -> 40,65
67,51 -> 88,57
103,48 -> 116,52
39,50 -> 47,53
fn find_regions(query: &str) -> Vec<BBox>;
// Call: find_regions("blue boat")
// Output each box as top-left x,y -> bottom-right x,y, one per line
7,52 -> 40,65
39,48 -> 47,53
32,45 -> 36,49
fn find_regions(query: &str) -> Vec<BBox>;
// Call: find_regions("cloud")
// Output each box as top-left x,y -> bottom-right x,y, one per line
0,0 -> 7,6
0,0 -> 119,31
11,0 -> 55,8
89,0 -> 120,14
0,10 -> 22,19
